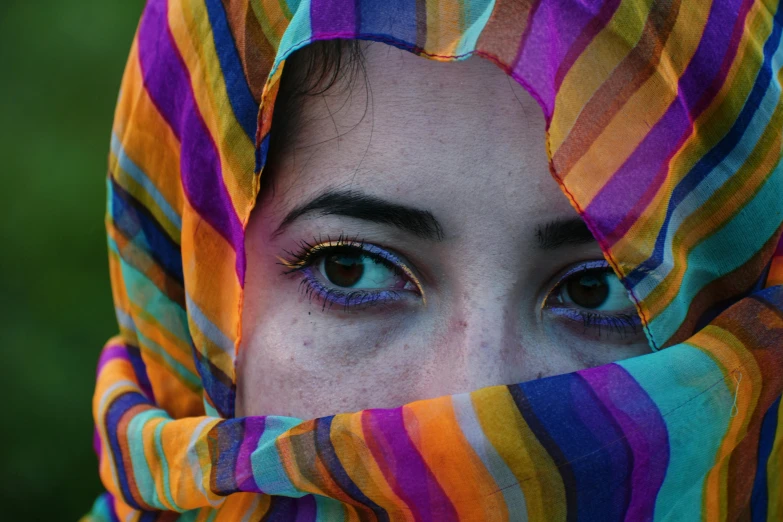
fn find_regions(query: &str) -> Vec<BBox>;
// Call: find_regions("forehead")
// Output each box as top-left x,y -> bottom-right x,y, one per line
264,42 -> 576,230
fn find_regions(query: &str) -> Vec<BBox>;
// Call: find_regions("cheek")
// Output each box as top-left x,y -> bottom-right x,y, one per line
237,304 -> 425,418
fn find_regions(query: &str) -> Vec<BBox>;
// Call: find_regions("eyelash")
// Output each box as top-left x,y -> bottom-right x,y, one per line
544,261 -> 640,338
279,236 -> 641,337
278,234 -> 418,312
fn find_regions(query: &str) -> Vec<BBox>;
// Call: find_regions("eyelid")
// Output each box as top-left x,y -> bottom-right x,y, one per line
542,259 -> 617,310
278,237 -> 426,304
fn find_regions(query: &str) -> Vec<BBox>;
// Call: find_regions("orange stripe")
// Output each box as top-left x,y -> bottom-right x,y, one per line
471,386 -> 566,521
690,326 -> 760,521
114,40 -> 185,224
405,395 -> 509,520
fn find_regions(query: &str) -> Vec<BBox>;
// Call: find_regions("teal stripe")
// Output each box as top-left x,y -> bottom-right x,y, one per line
110,133 -> 182,232
314,494 -> 347,521
633,35 -> 783,306
128,409 -> 169,509
86,493 -> 114,522
251,416 -> 307,497
203,398 -> 220,417
275,0 -> 312,71
455,0 -> 495,56
619,343 -> 734,521
107,231 -> 190,345
176,510 -> 199,522
647,164 -> 783,341
154,419 -> 180,511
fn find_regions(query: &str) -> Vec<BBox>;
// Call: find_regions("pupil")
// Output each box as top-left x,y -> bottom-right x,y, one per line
567,272 -> 609,309
324,254 -> 364,287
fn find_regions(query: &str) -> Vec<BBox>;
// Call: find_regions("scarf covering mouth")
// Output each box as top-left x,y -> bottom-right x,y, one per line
84,0 -> 783,520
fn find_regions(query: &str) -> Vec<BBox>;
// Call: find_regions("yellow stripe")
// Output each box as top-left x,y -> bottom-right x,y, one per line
550,0 -> 654,151
688,326 -> 761,521
471,386 -> 567,522
559,0 -> 712,205
330,412 -> 412,519
640,85 -> 783,320
172,0 -> 257,222
608,1 -> 773,269
425,0 -> 464,57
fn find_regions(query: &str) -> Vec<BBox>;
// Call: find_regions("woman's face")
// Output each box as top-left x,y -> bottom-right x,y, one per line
237,43 -> 650,419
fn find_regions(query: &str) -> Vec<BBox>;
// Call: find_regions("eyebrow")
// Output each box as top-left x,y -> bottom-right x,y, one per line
274,189 -> 445,240
536,218 -> 596,250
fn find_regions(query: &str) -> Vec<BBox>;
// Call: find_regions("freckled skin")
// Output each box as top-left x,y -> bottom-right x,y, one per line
236,43 -> 651,420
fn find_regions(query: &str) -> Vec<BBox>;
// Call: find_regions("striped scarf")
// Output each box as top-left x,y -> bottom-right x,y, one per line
85,0 -> 783,520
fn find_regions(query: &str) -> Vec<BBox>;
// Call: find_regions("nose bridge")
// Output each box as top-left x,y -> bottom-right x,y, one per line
427,285 -> 521,394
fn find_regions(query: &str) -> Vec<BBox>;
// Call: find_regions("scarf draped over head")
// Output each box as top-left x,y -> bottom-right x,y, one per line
84,0 -> 783,520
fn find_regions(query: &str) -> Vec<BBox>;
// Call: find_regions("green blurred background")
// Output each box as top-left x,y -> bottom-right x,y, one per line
0,2 -> 145,519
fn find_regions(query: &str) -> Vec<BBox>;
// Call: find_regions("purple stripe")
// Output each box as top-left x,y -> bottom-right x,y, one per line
578,364 -> 669,520
93,426 -> 102,458
97,343 -> 130,376
294,495 -> 317,522
310,0 -> 358,36
137,0 -> 246,280
585,0 -> 749,241
553,0 -> 621,92
513,0 -> 610,117
569,375 -> 633,518
236,417 -> 266,492
362,408 -> 458,522
106,492 -> 121,522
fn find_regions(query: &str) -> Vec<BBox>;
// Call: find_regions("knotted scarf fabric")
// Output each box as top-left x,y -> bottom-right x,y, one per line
84,0 -> 783,520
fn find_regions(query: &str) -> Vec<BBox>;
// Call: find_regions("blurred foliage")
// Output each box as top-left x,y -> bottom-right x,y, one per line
0,1 -> 145,519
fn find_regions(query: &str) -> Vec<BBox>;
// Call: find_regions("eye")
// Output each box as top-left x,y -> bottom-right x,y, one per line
279,236 -> 422,310
319,251 -> 416,290
545,260 -> 641,338
557,268 -> 632,312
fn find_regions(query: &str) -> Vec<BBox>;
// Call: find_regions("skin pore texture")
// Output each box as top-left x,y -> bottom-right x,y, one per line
236,43 -> 651,419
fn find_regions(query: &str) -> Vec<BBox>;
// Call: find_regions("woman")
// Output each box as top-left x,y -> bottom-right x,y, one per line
86,0 -> 783,520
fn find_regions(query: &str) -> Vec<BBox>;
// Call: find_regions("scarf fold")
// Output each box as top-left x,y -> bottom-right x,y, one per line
85,0 -> 783,520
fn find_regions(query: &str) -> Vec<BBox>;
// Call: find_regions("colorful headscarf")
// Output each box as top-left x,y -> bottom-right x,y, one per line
84,0 -> 783,520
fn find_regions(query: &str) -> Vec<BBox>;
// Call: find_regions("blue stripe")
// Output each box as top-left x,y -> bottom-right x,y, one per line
625,3 -> 783,289
359,0 -> 417,43
315,416 -> 389,521
110,177 -> 184,286
512,374 -> 631,522
204,0 -> 259,139
110,133 -> 182,232
105,391 -> 150,510
752,395 -> 781,522
211,418 -> 244,494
